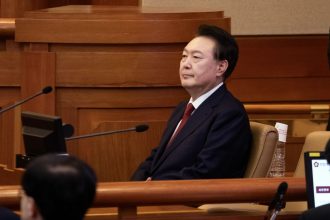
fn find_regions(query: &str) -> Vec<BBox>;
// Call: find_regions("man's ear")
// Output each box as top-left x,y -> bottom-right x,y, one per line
26,197 -> 39,218
216,60 -> 228,77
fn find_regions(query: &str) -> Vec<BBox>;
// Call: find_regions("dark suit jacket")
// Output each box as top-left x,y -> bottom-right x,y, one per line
299,204 -> 330,220
0,207 -> 20,220
131,85 -> 252,180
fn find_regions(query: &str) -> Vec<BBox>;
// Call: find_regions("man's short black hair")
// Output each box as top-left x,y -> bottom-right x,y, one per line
22,154 -> 97,220
196,24 -> 239,80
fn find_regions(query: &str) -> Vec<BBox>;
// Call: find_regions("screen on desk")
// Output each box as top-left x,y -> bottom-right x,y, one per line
304,151 -> 330,208
21,111 -> 67,156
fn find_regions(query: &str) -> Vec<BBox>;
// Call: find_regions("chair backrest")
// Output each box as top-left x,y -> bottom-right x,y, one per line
294,131 -> 330,177
244,122 -> 278,178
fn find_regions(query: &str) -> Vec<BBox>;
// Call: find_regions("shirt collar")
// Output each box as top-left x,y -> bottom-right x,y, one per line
189,82 -> 224,109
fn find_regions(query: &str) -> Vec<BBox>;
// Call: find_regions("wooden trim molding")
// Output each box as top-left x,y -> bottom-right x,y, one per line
0,177 -> 305,209
0,18 -> 15,37
245,104 -> 330,115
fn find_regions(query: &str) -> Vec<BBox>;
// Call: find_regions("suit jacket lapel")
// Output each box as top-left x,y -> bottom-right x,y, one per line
151,102 -> 187,166
155,106 -> 212,165
151,85 -> 228,174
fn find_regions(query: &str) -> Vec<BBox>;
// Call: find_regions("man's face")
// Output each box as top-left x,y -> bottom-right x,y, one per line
179,36 -> 226,100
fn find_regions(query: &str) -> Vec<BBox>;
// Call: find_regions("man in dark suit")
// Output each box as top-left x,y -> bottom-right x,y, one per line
299,139 -> 330,220
131,24 -> 252,181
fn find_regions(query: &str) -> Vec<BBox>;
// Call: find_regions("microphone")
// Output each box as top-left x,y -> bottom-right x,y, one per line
135,124 -> 149,132
0,86 -> 53,114
264,181 -> 288,220
65,124 -> 149,141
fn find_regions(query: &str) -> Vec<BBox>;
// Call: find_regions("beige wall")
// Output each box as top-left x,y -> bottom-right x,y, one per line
142,0 -> 330,35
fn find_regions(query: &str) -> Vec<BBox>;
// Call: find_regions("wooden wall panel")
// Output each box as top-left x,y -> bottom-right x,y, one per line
0,92 -> 21,168
228,77 -> 330,103
0,0 -> 137,18
235,36 -> 329,78
47,0 -> 91,7
56,88 -> 188,109
228,35 -> 329,103
91,0 -> 139,5
46,0 -> 139,7
0,43 -> 21,168
75,111 -> 168,181
56,52 -> 181,86
15,18 -> 230,44
0,88 -> 20,107
0,52 -> 20,85
57,87 -> 188,181
21,51 -> 56,114
0,5 -> 327,183
0,0 -> 47,18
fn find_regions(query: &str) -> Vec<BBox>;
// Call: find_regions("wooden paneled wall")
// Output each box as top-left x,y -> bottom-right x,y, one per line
0,21 -> 21,168
0,6 -> 233,182
229,35 -> 329,103
0,5 -> 329,183
0,0 -> 47,17
0,0 -> 139,17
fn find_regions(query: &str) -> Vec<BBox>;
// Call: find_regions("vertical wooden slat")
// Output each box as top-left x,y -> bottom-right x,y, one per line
13,106 -> 23,156
0,110 -> 16,168
21,45 -> 56,115
118,206 -> 137,220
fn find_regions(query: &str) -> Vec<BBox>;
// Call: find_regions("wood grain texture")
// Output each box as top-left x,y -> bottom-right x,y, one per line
227,77 -> 330,103
15,6 -> 227,43
0,52 -> 20,86
91,0 -> 139,5
0,0 -> 48,17
56,51 -> 181,87
15,18 -> 230,44
1,5 -> 329,184
0,109 -> 18,168
0,177 -> 305,208
0,165 -> 23,185
21,50 -> 56,114
0,0 -> 138,18
0,178 -> 304,220
235,36 -> 329,78
0,18 -> 15,37
57,87 -> 189,181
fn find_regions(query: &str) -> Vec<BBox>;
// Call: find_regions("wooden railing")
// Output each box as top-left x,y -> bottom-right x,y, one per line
0,177 -> 306,219
245,104 -> 329,115
0,18 -> 15,37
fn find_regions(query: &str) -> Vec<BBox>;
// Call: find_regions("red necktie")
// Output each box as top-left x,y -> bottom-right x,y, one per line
167,103 -> 195,147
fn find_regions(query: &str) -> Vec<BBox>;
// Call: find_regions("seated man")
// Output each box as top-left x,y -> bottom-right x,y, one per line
20,154 -> 97,220
131,24 -> 252,181
299,139 -> 330,220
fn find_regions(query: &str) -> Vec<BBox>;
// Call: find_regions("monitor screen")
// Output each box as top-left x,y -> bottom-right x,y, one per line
21,111 -> 67,156
304,151 -> 330,208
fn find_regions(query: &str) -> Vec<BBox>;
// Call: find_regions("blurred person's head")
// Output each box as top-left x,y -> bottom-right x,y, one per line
20,154 -> 97,220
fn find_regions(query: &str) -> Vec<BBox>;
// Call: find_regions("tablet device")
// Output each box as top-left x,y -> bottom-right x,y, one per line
304,151 -> 330,208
